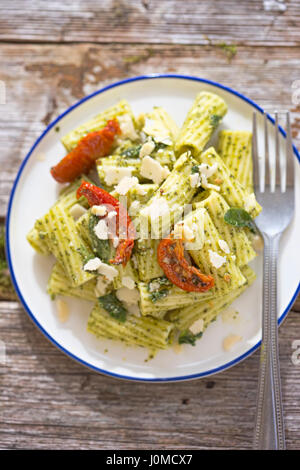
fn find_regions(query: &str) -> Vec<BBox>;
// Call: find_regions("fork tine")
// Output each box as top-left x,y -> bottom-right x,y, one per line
285,112 -> 294,190
252,112 -> 260,192
279,115 -> 287,193
271,111 -> 280,193
263,113 -> 268,193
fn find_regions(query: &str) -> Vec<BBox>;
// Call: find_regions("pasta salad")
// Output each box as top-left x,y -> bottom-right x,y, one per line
27,91 -> 262,353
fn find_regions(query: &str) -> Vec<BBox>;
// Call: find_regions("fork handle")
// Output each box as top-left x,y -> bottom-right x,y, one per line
253,233 -> 285,450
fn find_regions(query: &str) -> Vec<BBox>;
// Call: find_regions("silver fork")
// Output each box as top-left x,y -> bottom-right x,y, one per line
252,111 -> 295,450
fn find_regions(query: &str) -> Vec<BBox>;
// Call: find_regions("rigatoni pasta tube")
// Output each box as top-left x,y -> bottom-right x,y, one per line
139,151 -> 199,238
42,204 -> 95,286
184,207 -> 246,295
138,280 -> 221,317
196,147 -> 261,218
61,100 -> 134,151
218,130 -> 253,192
142,106 -> 180,143
87,304 -> 174,350
175,91 -> 227,155
47,262 -> 98,302
169,265 -> 256,330
26,227 -> 50,255
193,190 -> 256,267
135,238 -> 164,282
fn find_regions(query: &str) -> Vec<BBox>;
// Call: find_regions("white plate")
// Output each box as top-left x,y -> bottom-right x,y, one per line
6,75 -> 300,382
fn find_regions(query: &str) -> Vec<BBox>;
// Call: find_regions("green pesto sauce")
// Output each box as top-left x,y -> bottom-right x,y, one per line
178,329 -> 203,346
88,214 -> 111,262
98,293 -> 127,323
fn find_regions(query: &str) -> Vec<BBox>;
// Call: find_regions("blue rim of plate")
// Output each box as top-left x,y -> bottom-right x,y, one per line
5,74 -> 300,382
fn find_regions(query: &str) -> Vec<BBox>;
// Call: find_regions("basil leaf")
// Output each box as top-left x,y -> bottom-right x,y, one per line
148,276 -> 171,303
121,145 -> 142,158
150,289 -> 169,303
210,114 -> 222,129
178,330 -> 203,346
191,165 -> 200,174
98,293 -> 127,323
77,244 -> 94,265
154,141 -> 168,151
88,214 -> 111,262
224,207 -> 257,233
148,276 -> 172,292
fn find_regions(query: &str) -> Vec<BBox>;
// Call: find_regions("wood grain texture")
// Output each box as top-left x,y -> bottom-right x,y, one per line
0,0 -> 300,451
0,301 -> 299,450
0,0 -> 300,46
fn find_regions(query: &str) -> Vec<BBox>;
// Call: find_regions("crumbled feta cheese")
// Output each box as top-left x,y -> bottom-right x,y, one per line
91,205 -> 107,217
134,184 -> 147,196
142,198 -> 169,219
199,172 -> 220,191
174,222 -> 195,241
94,219 -> 109,239
208,250 -> 227,269
139,140 -> 156,158
183,225 -> 195,242
112,237 -> 119,248
84,257 -> 102,271
148,280 -> 161,292
190,173 -> 201,188
94,275 -> 110,296
131,200 -> 140,211
140,156 -> 170,185
97,262 -> 118,281
223,334 -> 242,352
199,163 -> 218,178
129,200 -> 140,216
119,115 -> 139,141
114,176 -> 139,195
107,210 -> 117,220
218,239 -> 230,254
121,276 -> 136,290
103,166 -> 134,186
189,318 -> 204,335
244,192 -> 256,213
159,137 -> 173,145
69,203 -> 87,221
205,182 -> 221,191
198,163 -> 220,191
116,287 -> 140,305
126,304 -> 141,317
56,299 -> 69,323
143,118 -> 172,145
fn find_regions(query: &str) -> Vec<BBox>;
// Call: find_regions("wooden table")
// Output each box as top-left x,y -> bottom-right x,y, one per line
0,0 -> 299,450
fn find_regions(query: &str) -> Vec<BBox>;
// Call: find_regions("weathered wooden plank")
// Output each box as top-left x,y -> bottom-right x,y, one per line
293,295 -> 300,312
0,43 -> 299,218
0,301 -> 299,449
0,0 -> 300,46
